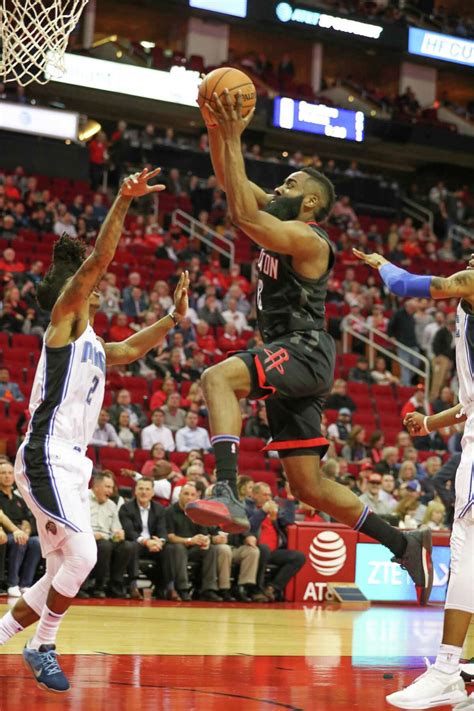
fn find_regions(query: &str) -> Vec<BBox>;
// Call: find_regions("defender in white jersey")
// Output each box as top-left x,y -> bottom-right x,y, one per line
0,168 -> 190,694
355,248 -> 474,709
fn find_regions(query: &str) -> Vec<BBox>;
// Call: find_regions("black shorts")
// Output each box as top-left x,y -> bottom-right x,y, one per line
235,329 -> 335,458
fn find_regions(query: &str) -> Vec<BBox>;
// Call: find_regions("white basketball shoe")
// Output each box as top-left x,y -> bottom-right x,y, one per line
386,659 -> 467,709
454,694 -> 474,711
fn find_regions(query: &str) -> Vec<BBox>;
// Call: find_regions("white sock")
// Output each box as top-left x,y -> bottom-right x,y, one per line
0,610 -> 24,644
434,643 -> 463,675
29,606 -> 65,649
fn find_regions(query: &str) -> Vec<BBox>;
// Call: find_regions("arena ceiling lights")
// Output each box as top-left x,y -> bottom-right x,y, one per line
50,54 -> 201,106
275,2 -> 383,40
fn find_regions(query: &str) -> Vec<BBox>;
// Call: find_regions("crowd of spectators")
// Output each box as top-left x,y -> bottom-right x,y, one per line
0,154 -> 468,600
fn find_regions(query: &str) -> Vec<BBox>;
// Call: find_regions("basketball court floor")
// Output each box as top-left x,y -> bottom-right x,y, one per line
1,600 -> 473,710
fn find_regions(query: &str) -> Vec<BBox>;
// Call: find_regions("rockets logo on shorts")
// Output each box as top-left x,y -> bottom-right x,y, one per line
263,347 -> 290,374
45,520 -> 57,535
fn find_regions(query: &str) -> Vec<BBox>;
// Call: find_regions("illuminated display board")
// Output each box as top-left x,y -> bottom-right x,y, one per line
189,0 -> 247,18
409,27 -> 474,67
273,96 -> 364,142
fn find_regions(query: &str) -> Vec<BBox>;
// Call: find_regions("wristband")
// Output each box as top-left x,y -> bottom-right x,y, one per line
379,263 -> 433,298
168,311 -> 180,326
423,416 -> 431,434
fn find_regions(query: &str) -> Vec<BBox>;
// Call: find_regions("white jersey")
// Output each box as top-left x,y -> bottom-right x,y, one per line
453,301 -> 474,520
26,323 -> 106,451
455,302 -> 474,416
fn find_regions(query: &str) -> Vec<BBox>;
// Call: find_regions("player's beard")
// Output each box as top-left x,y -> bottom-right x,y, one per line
262,194 -> 303,221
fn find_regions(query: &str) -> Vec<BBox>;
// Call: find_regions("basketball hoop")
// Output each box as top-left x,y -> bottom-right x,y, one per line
0,0 -> 89,86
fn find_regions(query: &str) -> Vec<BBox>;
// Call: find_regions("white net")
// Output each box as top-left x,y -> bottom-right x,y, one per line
0,0 -> 89,86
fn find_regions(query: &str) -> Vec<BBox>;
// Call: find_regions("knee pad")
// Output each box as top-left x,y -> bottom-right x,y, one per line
445,518 -> 474,614
52,531 -> 98,599
23,549 -> 64,615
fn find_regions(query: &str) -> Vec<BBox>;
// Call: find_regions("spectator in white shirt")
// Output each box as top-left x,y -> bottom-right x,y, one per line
87,471 -> 134,598
53,211 -> 77,238
421,310 -> 445,360
90,409 -> 122,448
140,408 -> 175,451
175,411 -> 211,452
222,297 -> 248,335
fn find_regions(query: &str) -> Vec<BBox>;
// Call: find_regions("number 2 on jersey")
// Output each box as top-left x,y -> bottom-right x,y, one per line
86,375 -> 99,405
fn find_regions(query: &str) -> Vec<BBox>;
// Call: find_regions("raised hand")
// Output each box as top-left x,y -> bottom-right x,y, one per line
120,167 -> 166,198
205,89 -> 256,140
352,248 -> 389,270
173,270 -> 190,320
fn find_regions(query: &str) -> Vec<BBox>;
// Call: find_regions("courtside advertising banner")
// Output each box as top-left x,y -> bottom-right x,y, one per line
291,527 -> 358,602
355,543 -> 450,603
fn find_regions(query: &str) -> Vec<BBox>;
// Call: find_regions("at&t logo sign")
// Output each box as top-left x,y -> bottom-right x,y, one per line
309,530 -> 347,576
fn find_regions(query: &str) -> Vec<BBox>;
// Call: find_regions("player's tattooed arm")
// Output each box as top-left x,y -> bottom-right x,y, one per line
104,271 -> 189,365
52,169 -> 164,322
430,271 -> 474,305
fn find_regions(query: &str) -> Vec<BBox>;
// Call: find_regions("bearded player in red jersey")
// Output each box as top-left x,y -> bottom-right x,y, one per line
185,89 -> 433,605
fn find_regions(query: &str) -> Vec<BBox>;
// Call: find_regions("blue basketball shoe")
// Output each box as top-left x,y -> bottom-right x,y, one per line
23,643 -> 70,692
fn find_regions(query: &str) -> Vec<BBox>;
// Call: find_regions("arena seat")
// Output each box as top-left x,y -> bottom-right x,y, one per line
239,451 -> 266,470
99,448 -> 132,470
240,437 -> 265,451
10,334 -> 40,349
133,448 -> 151,469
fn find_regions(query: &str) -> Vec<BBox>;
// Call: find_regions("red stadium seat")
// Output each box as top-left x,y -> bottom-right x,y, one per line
11,334 -> 40,349
239,451 -> 266,471
2,348 -> 35,367
240,437 -> 265,451
133,448 -> 151,469
99,448 -> 132,471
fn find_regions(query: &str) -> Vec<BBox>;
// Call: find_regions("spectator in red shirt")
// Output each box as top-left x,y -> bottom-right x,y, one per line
245,483 -> 305,601
223,264 -> 251,295
0,248 -> 25,274
109,313 -> 134,342
217,322 -> 246,353
203,259 -> 227,292
196,320 -> 217,353
88,131 -> 108,190
3,176 -> 20,201
149,376 -> 177,412
401,386 -> 430,420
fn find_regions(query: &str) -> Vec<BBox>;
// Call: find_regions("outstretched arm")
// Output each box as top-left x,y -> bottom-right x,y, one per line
208,91 -> 321,259
104,271 -> 189,365
353,250 -> 474,307
52,168 -> 165,324
404,404 -> 466,437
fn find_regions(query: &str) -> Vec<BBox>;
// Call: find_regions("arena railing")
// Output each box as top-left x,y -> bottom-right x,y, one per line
402,196 -> 434,230
172,208 -> 235,266
341,315 -> 431,407
449,223 -> 474,247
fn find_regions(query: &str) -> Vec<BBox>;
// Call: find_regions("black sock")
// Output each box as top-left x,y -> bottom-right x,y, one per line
211,436 -> 240,497
356,509 -> 407,558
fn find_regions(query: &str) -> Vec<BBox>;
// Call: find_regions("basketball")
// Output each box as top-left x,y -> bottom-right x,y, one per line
197,67 -> 256,126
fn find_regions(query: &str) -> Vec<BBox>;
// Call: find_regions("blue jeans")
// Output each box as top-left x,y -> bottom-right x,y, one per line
397,346 -> 421,386
6,534 -> 42,587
